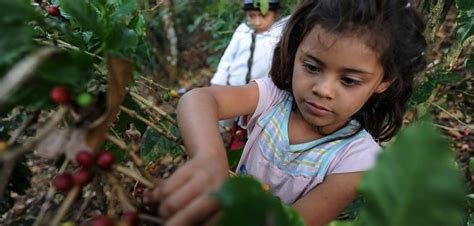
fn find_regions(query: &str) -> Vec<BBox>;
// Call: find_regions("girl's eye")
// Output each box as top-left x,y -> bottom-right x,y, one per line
303,62 -> 321,74
341,77 -> 361,86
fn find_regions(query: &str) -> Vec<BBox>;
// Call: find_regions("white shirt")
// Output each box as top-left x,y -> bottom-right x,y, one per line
210,17 -> 288,86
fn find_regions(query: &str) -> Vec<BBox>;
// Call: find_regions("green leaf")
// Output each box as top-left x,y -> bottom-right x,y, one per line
410,71 -> 464,105
429,72 -> 464,84
339,197 -> 365,220
1,52 -> 95,115
284,205 -> 306,226
213,177 -> 305,226
0,0 -> 39,24
0,0 -> 39,67
36,52 -> 95,87
114,95 -> 147,134
0,25 -> 35,67
467,194 -> 474,209
259,0 -> 270,15
128,14 -> 146,36
456,0 -> 474,42
0,79 -> 58,115
456,0 -> 474,11
410,81 -> 435,105
466,53 -> 474,71
354,119 -> 466,226
106,25 -> 138,56
139,126 -> 183,163
468,212 -> 474,226
108,0 -> 137,22
60,0 -> 104,37
226,149 -> 243,170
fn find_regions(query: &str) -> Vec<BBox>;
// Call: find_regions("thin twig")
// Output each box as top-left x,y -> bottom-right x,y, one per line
106,172 -> 137,212
106,134 -> 154,181
431,102 -> 472,129
0,106 -> 69,197
8,111 -> 39,145
0,47 -> 59,110
113,165 -> 154,189
34,160 -> 69,226
119,106 -> 182,145
107,134 -> 128,150
50,186 -> 81,226
129,91 -> 176,125
138,76 -> 170,91
140,106 -> 175,134
228,170 -> 237,177
106,181 -> 117,216
73,189 -> 94,222
34,38 -> 104,61
140,0 -> 165,12
135,80 -> 156,92
431,123 -> 459,131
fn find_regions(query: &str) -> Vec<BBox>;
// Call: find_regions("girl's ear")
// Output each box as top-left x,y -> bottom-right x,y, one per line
374,80 -> 393,94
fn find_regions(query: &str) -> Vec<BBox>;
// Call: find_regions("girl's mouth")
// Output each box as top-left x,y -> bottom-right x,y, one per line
304,101 -> 332,116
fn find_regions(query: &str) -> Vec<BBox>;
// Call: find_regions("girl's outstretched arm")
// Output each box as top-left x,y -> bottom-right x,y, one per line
293,172 -> 363,226
148,82 -> 259,226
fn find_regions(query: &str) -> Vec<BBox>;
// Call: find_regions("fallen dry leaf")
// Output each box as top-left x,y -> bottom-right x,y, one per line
86,57 -> 132,152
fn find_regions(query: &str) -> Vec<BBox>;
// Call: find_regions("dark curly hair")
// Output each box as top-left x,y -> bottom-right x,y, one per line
270,0 -> 427,142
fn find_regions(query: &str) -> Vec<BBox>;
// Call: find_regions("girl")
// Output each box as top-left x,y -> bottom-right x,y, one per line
149,0 -> 427,225
212,0 -> 288,139
210,0 -> 286,86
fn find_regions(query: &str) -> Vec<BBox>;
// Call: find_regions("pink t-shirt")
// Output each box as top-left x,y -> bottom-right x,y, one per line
237,78 -> 381,204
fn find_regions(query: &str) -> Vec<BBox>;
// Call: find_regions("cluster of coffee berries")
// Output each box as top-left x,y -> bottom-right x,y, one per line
90,211 -> 139,226
46,5 -> 60,16
49,86 -> 94,107
161,89 -> 179,102
33,0 -> 61,17
52,150 -> 116,192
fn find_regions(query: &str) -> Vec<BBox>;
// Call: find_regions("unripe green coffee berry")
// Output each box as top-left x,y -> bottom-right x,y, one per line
76,93 -> 93,107
162,93 -> 170,102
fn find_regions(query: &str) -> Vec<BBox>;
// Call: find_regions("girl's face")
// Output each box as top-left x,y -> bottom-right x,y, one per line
245,10 -> 278,33
292,26 -> 391,132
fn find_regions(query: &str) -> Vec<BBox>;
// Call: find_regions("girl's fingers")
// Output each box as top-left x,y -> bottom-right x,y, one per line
159,165 -> 194,200
159,175 -> 204,218
165,193 -> 220,226
143,179 -> 164,203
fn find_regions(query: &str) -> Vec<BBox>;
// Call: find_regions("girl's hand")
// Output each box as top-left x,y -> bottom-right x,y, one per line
149,154 -> 229,226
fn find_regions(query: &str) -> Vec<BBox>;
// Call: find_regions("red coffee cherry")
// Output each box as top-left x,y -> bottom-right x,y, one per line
75,150 -> 95,168
91,215 -> 114,226
50,86 -> 71,105
122,211 -> 139,226
464,128 -> 471,136
46,6 -> 60,16
96,151 -> 116,169
73,168 -> 94,187
52,173 -> 74,192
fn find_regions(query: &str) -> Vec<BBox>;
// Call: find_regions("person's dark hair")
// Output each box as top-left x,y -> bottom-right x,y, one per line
270,0 -> 427,142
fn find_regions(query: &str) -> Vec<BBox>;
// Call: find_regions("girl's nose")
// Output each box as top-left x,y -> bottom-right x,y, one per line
312,77 -> 336,99
253,17 -> 262,26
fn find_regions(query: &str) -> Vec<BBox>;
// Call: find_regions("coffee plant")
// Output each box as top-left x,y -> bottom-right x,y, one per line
0,0 -> 472,226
